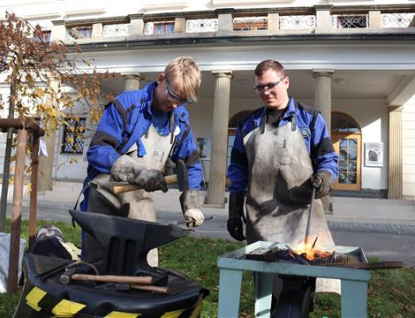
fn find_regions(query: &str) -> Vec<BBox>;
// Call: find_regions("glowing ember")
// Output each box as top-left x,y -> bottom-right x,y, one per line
291,242 -> 333,261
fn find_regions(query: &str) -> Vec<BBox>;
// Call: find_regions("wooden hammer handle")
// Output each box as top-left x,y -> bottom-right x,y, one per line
113,174 -> 178,194
130,284 -> 169,294
71,274 -> 153,285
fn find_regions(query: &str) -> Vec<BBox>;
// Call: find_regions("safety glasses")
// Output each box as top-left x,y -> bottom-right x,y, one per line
253,77 -> 286,93
165,78 -> 193,106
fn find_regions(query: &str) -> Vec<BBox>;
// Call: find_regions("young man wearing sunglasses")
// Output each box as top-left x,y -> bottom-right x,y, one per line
227,59 -> 340,311
81,57 -> 204,268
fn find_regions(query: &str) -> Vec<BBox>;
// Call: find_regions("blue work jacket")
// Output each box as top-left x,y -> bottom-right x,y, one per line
228,97 -> 339,194
84,82 -> 202,194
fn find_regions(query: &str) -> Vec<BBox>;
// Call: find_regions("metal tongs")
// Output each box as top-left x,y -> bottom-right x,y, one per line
304,187 -> 316,246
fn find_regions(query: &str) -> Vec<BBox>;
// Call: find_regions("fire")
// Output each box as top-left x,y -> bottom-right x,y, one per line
291,241 -> 333,261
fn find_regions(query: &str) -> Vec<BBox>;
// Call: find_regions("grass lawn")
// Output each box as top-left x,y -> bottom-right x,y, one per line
1,219 -> 414,317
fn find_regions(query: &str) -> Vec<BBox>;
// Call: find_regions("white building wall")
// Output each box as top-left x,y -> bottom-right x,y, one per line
403,99 -> 415,199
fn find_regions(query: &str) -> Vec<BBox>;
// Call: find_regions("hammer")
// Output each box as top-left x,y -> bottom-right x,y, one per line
112,159 -> 188,194
61,273 -> 154,285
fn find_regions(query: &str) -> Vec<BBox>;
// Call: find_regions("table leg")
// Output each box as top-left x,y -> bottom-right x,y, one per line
218,269 -> 243,317
341,279 -> 368,318
255,272 -> 274,318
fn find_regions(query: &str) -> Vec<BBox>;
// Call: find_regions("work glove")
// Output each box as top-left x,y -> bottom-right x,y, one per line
310,170 -> 333,199
110,155 -> 168,193
227,193 -> 246,241
179,189 -> 205,227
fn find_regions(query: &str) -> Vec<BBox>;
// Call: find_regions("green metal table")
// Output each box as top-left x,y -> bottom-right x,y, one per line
217,241 -> 371,318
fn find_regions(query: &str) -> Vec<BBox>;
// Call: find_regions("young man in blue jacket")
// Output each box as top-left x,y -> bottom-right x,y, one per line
227,59 -> 340,308
81,57 -> 204,266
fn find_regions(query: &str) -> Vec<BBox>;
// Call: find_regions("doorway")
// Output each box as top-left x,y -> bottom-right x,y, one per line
331,112 -> 362,191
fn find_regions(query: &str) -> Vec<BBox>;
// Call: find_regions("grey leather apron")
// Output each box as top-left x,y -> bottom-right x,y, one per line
243,121 -> 340,294
85,124 -> 176,267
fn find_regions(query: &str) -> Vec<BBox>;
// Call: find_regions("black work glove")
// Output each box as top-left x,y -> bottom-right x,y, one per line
110,155 -> 168,193
227,193 -> 246,241
133,169 -> 168,193
310,170 -> 333,199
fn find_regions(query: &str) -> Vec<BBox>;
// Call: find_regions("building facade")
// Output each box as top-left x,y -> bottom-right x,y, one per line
1,0 -> 415,205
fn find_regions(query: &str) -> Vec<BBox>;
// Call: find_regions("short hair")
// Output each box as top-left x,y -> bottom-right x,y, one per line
254,59 -> 288,78
165,57 -> 202,102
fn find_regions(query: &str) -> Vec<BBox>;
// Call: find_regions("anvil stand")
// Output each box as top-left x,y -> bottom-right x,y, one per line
217,241 -> 371,318
70,210 -> 189,277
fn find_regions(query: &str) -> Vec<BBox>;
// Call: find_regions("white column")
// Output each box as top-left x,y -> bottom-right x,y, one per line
312,70 -> 334,214
122,74 -> 145,91
312,69 -> 333,132
388,106 -> 403,199
206,71 -> 233,207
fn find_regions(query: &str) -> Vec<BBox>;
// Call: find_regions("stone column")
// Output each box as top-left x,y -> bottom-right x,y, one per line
388,106 -> 403,199
369,10 -> 382,28
314,5 -> 333,32
267,12 -> 279,32
174,17 -> 186,33
122,74 -> 145,91
50,20 -> 66,42
129,14 -> 145,38
216,9 -> 234,32
206,71 -> 233,207
91,23 -> 103,39
312,69 -> 334,132
312,70 -> 334,214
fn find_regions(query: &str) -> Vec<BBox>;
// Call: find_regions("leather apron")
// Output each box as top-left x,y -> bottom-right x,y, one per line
85,124 -> 176,268
243,120 -> 340,294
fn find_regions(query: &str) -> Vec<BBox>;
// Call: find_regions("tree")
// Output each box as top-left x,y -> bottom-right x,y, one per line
0,12 -> 113,231
0,12 -> 112,128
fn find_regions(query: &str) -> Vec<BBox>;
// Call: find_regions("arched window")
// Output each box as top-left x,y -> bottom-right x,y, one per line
331,112 -> 362,191
332,111 -> 361,133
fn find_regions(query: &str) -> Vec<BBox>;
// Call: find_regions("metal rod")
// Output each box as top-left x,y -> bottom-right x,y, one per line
304,187 -> 316,246
7,128 -> 27,293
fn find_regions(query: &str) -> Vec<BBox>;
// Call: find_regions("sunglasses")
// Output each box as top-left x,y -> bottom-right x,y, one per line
253,77 -> 286,93
165,78 -> 193,106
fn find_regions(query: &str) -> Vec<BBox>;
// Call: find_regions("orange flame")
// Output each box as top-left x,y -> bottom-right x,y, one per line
291,241 -> 333,261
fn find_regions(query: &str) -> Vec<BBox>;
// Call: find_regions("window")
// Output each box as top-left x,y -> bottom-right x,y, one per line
154,22 -> 174,34
233,17 -> 267,31
69,27 -> 93,39
61,117 -> 86,154
333,15 -> 367,28
145,21 -> 175,35
35,30 -> 51,43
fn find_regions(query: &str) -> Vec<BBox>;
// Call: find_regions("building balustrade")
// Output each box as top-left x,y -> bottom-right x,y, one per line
48,5 -> 415,45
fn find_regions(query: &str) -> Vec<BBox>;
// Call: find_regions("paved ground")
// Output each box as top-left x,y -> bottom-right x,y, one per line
3,181 -> 415,265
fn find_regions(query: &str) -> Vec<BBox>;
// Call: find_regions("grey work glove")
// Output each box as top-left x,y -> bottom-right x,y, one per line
227,193 -> 246,241
179,190 -> 204,228
310,170 -> 333,199
110,155 -> 168,193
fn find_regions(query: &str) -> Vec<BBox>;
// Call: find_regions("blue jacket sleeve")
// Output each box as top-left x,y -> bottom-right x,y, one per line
227,126 -> 249,195
86,103 -> 123,175
171,121 -> 203,190
311,113 -> 339,180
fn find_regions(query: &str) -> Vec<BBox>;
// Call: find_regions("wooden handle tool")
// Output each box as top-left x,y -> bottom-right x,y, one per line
130,284 -> 169,294
113,174 -> 178,194
70,274 -> 154,285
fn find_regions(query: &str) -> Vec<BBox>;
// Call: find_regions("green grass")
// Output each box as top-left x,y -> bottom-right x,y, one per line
1,219 -> 414,318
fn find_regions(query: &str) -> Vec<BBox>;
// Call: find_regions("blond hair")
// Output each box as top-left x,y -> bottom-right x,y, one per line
164,57 -> 202,102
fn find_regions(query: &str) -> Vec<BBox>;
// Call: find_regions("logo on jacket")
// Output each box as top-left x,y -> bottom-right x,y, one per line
300,128 -> 311,138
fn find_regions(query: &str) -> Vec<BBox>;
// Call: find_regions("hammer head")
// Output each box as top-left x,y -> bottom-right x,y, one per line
175,159 -> 188,192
